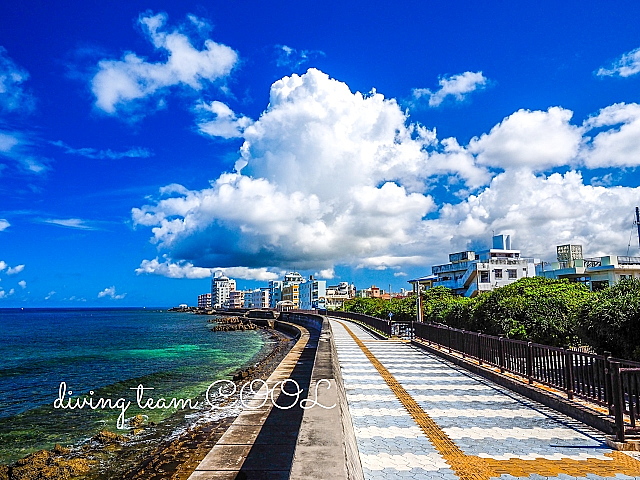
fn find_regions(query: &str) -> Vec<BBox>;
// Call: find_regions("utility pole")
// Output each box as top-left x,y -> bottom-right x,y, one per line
636,207 -> 640,249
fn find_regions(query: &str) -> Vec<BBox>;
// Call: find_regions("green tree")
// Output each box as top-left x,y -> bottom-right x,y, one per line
579,278 -> 640,360
421,286 -> 473,327
470,277 -> 591,345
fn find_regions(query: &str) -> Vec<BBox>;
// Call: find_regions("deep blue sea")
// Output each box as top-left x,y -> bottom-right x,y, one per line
0,308 -> 266,464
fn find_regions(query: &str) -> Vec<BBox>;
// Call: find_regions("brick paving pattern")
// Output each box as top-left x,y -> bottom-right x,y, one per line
330,319 -> 640,480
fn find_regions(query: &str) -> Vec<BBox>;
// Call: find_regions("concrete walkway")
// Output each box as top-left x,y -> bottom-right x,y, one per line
330,319 -> 640,480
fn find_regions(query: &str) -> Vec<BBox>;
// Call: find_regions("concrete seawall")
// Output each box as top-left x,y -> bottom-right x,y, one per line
188,313 -> 363,479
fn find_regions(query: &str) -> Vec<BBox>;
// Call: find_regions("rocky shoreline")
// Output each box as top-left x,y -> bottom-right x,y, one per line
0,326 -> 295,480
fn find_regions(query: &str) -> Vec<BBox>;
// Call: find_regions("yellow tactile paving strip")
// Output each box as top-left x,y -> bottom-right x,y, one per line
337,320 -> 640,479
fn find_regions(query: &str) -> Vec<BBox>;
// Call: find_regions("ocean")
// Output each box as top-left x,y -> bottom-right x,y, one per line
0,308 -> 267,466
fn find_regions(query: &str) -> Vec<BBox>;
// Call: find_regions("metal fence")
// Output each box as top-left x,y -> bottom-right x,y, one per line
328,311 -> 392,337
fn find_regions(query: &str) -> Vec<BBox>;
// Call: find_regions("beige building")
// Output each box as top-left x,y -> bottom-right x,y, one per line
282,284 -> 300,309
228,290 -> 247,309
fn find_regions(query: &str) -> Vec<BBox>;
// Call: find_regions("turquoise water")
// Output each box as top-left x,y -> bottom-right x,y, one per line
0,308 -> 265,464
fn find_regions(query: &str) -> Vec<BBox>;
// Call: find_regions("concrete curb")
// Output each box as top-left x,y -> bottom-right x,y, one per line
290,317 -> 362,480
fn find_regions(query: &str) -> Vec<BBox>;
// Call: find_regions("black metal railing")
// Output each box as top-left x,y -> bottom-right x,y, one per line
610,364 -> 640,442
329,311 -> 392,337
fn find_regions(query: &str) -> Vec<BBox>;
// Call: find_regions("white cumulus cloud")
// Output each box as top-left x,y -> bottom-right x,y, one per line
315,268 -> 335,279
468,107 -> 583,171
18,280 -> 26,289
133,69 -> 458,272
0,219 -> 9,231
597,46 -> 640,78
429,169 -> 640,260
581,103 -> 640,168
6,264 -> 24,275
91,12 -> 238,116
98,286 -> 126,300
0,288 -> 13,298
413,71 -> 488,108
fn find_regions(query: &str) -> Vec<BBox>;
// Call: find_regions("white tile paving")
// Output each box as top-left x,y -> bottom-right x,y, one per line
330,318 -> 640,480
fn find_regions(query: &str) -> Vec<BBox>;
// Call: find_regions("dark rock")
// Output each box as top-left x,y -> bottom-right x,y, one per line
129,414 -> 145,429
10,449 -> 92,480
92,430 -> 125,444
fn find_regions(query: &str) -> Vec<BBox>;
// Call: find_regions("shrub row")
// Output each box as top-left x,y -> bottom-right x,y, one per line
342,277 -> 640,360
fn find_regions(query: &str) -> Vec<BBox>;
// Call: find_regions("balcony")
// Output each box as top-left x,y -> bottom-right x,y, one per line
432,261 -> 471,275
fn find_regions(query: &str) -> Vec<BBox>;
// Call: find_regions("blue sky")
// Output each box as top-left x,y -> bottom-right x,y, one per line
2,0 -> 640,306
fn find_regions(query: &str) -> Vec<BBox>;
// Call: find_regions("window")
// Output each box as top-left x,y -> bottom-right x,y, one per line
494,269 -> 502,279
507,269 -> 517,279
480,271 -> 489,283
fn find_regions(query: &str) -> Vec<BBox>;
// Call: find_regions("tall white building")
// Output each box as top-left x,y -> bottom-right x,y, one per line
299,279 -> 326,310
211,273 -> 236,308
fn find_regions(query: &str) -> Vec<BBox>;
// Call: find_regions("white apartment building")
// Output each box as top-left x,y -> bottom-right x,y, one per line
299,279 -> 326,310
421,235 -> 537,297
211,273 -> 236,308
537,244 -> 640,290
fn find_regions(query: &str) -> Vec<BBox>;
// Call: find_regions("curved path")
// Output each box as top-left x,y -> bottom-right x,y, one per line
330,319 -> 640,480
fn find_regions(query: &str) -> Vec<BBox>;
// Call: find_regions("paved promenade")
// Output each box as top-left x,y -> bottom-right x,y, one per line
330,319 -> 640,480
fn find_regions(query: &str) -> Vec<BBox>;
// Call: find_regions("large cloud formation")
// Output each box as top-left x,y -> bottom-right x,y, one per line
133,68 -> 640,278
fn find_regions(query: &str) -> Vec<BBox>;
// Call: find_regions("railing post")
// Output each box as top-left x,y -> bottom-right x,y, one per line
564,346 -> 574,400
527,341 -> 533,384
610,361 -> 625,443
478,333 -> 483,366
604,351 -> 613,415
499,337 -> 505,373
448,326 -> 452,353
461,330 -> 466,358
